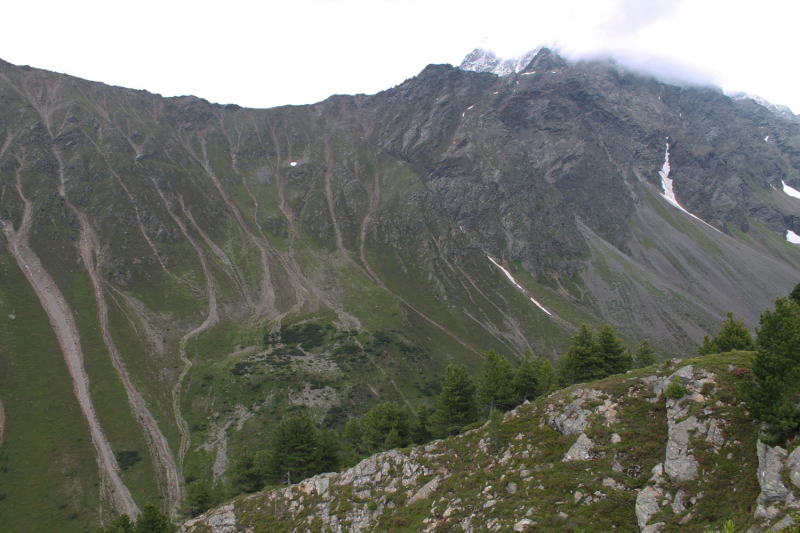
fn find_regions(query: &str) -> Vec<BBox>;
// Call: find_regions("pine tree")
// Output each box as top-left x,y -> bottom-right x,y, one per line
790,282 -> 800,304
341,418 -> 363,467
477,350 -> 516,413
133,503 -> 177,533
410,405 -> 432,445
265,414 -> 323,485
632,339 -> 657,369
179,479 -> 213,519
343,419 -> 362,450
743,297 -> 800,443
229,447 -> 265,494
513,351 -> 555,402
318,428 -> 341,474
559,324 -> 603,385
596,324 -> 631,375
95,514 -> 134,533
432,364 -> 478,437
360,402 -> 409,453
384,427 -> 402,450
697,312 -> 755,355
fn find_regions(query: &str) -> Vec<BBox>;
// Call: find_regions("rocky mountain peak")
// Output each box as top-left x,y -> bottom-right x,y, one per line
519,47 -> 568,73
459,47 -> 541,76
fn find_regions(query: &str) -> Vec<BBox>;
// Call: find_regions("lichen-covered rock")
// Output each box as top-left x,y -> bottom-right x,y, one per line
756,441 -> 790,502
636,485 -> 664,529
664,415 -> 699,481
407,475 -> 440,505
562,433 -> 594,462
184,503 -> 236,533
787,447 -> 800,489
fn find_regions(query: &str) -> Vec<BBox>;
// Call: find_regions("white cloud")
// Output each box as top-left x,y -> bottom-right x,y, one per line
0,0 -> 798,113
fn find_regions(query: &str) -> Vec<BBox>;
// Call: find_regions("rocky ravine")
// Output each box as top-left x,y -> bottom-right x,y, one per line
182,353 -> 797,533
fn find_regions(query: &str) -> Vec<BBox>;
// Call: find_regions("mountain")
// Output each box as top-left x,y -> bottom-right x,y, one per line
459,48 -> 540,76
0,48 -> 799,530
182,353 -> 799,533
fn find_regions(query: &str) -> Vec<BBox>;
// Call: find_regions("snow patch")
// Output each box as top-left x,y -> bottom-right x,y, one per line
486,256 -> 552,316
787,230 -> 800,244
782,181 -> 800,199
290,162 -> 297,167
765,136 -> 769,142
658,143 -> 721,233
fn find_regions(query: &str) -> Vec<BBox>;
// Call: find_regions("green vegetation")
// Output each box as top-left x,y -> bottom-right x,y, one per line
698,311 -> 755,356
632,339 -> 657,368
513,350 -> 556,401
665,381 -> 686,399
217,352 -> 766,533
743,296 -> 800,444
94,504 -> 176,533
432,365 -> 479,437
476,350 -> 516,412
358,402 -> 410,453
559,324 -> 632,385
178,480 -> 213,519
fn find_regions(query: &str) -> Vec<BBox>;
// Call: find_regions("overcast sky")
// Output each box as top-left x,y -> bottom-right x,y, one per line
2,0 -> 798,113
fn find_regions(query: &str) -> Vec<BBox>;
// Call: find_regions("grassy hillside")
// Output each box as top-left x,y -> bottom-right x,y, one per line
184,352 -> 777,533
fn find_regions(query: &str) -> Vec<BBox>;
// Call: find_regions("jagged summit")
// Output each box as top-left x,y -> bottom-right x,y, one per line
730,91 -> 798,122
459,47 -> 541,76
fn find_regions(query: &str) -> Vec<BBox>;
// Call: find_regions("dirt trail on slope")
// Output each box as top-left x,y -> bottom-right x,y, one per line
323,138 -> 369,277
177,195 -> 254,313
181,129 -> 275,319
67,198 -> 183,512
355,158 -> 483,358
150,181 -> 219,469
0,167 -> 139,518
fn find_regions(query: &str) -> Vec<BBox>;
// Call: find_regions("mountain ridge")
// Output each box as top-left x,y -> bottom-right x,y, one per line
0,49 -> 799,530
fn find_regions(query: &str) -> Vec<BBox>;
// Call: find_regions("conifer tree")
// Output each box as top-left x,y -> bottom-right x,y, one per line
432,364 -> 477,437
410,404 -> 432,445
789,282 -> 800,305
477,350 -> 517,413
632,339 -> 657,369
264,414 -> 323,485
95,514 -> 134,533
743,297 -> 800,443
559,324 -> 603,385
596,324 -> 631,375
133,503 -> 177,533
229,447 -> 265,494
179,479 -> 213,519
318,428 -> 341,474
513,351 -> 555,402
359,402 -> 409,453
697,312 -> 755,355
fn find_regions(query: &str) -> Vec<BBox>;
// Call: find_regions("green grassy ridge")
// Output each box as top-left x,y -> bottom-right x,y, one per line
190,352 -> 764,533
0,249 -> 102,533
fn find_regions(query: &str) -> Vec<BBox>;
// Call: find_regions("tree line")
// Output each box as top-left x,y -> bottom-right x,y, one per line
98,283 -> 800,529
177,323 -> 650,519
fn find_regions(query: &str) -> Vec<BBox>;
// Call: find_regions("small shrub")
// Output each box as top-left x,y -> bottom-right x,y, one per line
115,450 -> 142,470
367,501 -> 378,511
665,381 -> 686,399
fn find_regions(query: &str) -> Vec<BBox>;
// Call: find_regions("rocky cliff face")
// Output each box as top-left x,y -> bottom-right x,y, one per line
182,353 -> 799,533
1,48 -> 800,529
